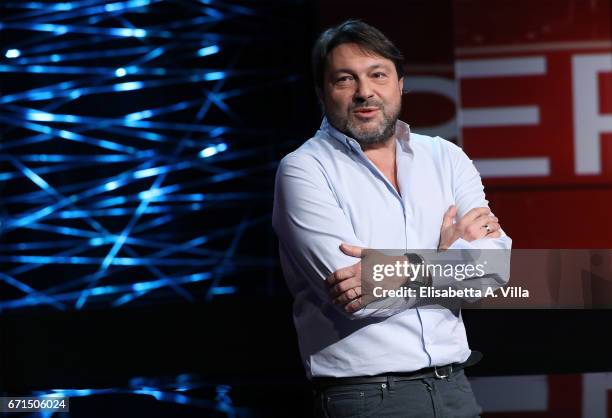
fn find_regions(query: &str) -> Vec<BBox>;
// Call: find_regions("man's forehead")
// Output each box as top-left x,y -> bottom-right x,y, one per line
325,43 -> 394,72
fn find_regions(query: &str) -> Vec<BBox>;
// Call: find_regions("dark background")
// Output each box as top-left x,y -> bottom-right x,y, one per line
1,1 -> 612,417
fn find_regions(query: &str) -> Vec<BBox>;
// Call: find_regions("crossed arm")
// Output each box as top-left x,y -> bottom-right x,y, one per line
327,206 -> 502,313
273,145 -> 511,319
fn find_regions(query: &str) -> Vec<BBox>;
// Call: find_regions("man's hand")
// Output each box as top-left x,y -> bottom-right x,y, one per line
326,243 -> 364,314
439,205 -> 501,250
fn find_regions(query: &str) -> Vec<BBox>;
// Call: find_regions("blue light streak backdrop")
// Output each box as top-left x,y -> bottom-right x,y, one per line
0,0 -> 309,312
29,375 -> 242,417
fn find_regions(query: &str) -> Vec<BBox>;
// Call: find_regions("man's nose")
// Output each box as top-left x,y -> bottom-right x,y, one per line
354,79 -> 374,101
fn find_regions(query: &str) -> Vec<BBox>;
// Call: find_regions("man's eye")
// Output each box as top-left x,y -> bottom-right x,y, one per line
372,72 -> 387,79
336,76 -> 353,83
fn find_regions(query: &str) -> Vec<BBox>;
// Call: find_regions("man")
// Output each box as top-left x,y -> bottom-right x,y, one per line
272,20 -> 511,417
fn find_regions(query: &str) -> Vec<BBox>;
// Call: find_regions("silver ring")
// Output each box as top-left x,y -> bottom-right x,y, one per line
484,224 -> 492,233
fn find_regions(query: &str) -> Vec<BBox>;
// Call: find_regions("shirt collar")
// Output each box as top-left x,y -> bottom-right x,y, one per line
319,116 -> 413,154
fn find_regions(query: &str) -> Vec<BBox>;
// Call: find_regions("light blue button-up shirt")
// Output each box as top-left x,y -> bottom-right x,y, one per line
272,117 -> 511,378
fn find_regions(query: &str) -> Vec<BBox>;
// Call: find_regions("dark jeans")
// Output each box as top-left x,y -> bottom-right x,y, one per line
313,370 -> 482,418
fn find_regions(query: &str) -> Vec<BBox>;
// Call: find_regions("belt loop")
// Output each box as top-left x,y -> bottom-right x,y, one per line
386,375 -> 395,391
320,388 -> 330,418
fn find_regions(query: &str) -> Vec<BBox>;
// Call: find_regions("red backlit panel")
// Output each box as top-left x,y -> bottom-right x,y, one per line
455,0 -> 612,185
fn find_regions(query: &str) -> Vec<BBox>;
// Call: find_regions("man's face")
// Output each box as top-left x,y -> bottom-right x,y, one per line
321,43 -> 403,145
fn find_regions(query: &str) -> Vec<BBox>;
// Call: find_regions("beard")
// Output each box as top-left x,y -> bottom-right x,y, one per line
327,99 -> 401,146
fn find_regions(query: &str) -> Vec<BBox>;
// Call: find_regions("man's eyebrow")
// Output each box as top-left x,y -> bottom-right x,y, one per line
332,63 -> 392,74
367,63 -> 391,70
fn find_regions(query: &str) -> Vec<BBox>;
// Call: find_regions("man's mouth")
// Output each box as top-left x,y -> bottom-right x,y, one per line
353,107 -> 380,117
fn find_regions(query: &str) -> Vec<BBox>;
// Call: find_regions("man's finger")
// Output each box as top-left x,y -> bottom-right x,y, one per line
462,207 -> 491,223
333,286 -> 362,306
344,297 -> 363,313
330,277 -> 360,298
441,205 -> 457,230
465,220 -> 502,240
477,217 -> 501,238
326,266 -> 356,286
483,221 -> 501,233
340,243 -> 364,258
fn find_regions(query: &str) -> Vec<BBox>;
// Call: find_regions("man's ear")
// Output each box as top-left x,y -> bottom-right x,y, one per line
398,77 -> 405,95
